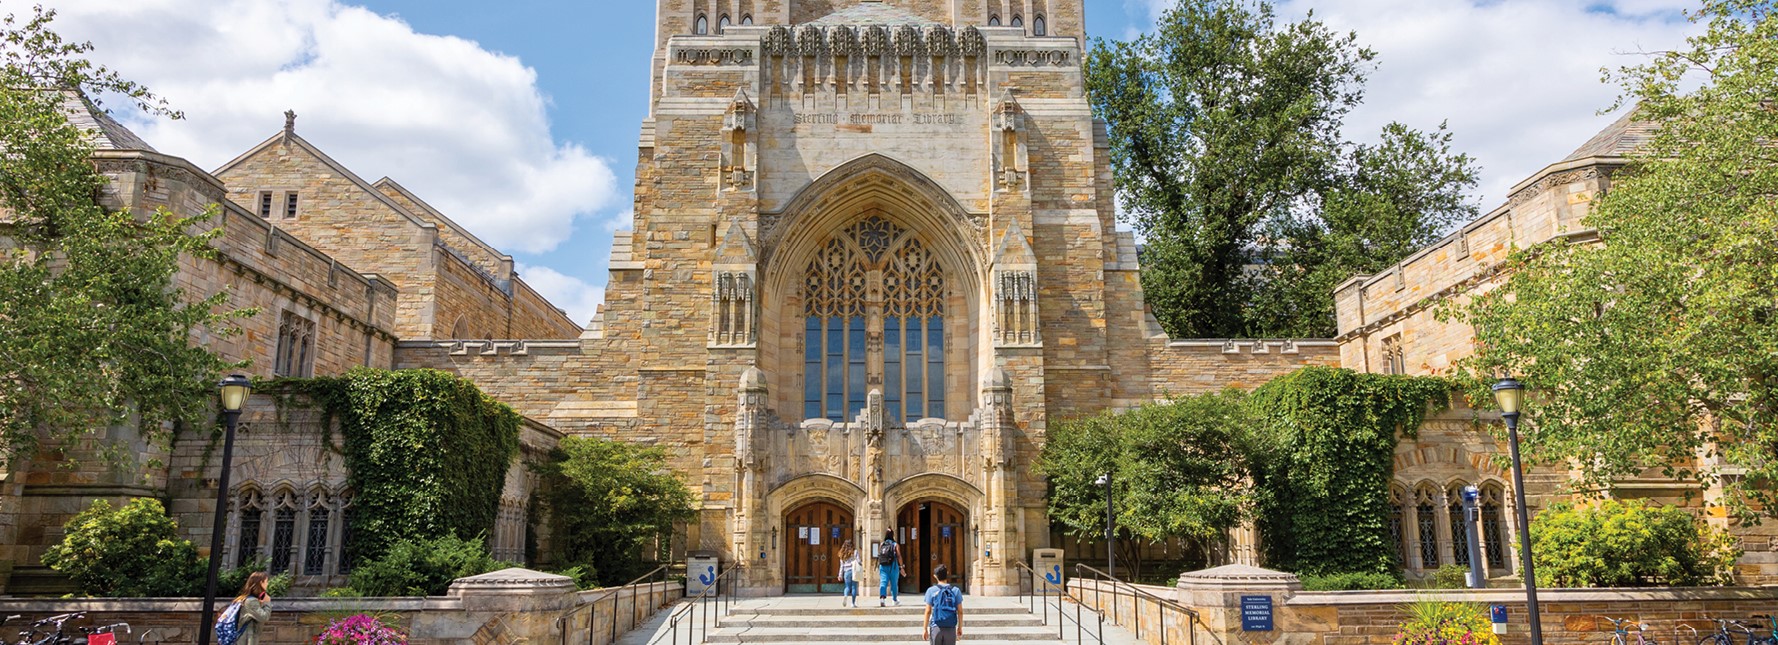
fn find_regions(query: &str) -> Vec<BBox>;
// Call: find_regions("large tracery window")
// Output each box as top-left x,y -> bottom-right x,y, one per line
803,215 -> 947,423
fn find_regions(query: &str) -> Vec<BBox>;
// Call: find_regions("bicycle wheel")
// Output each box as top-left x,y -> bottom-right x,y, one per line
1611,635 -> 1626,645
1698,634 -> 1734,645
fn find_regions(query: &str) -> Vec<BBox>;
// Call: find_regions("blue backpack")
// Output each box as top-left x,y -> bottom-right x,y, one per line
215,601 -> 243,645
929,585 -> 962,628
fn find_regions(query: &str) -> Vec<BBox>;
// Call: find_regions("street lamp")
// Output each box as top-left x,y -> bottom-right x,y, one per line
1492,377 -> 1542,645
198,375 -> 251,645
1095,473 -> 1113,579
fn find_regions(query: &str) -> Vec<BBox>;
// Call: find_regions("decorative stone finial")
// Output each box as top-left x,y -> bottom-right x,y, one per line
283,109 -> 297,135
739,367 -> 767,392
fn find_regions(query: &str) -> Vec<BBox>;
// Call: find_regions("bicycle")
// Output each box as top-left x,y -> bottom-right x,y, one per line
1698,618 -> 1760,645
1747,615 -> 1778,645
1,613 -> 129,645
1602,616 -> 1660,645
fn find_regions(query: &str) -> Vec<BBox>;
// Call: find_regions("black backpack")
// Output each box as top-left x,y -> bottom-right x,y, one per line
878,540 -> 898,566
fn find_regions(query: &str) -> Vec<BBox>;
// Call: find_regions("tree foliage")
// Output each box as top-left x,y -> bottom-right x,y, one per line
1086,0 -> 1477,338
537,436 -> 696,586
1040,391 -> 1256,552
345,534 -> 516,597
1530,499 -> 1739,587
1447,1 -> 1778,522
41,498 -> 200,597
284,368 -> 521,563
0,7 -> 247,459
1249,367 -> 1448,576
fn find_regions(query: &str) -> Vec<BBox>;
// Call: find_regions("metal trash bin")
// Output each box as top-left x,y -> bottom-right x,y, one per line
1032,548 -> 1064,593
687,551 -> 721,596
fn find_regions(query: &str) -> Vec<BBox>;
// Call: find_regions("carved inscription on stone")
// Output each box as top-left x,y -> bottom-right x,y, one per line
676,49 -> 755,65
792,112 -> 971,126
994,50 -> 1072,66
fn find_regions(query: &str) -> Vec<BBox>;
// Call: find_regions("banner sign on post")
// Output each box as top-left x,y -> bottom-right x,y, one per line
1490,605 -> 1508,635
1240,595 -> 1274,632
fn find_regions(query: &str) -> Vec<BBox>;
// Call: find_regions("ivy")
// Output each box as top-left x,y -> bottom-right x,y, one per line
277,368 -> 519,563
1247,366 -> 1448,577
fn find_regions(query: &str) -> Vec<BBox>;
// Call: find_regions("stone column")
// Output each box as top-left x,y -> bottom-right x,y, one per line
1174,564 -> 1302,643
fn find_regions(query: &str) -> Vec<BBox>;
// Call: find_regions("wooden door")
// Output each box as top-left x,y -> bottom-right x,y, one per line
784,501 -> 854,593
895,501 -> 967,594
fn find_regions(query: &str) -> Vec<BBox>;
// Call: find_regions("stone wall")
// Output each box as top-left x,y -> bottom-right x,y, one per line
1146,340 -> 1342,397
0,571 -> 682,645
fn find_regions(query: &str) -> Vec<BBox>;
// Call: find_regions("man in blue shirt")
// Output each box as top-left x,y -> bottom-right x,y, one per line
922,565 -> 963,645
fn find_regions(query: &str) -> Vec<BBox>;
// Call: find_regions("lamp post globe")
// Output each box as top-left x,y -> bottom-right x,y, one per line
199,375 -> 252,645
1491,377 -> 1541,645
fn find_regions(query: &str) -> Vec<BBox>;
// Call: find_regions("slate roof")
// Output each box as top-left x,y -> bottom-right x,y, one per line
806,1 -> 935,25
1560,108 -> 1657,163
59,91 -> 157,152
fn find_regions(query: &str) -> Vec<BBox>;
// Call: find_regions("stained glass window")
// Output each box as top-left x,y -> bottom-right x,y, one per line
236,490 -> 263,568
1448,486 -> 1471,567
803,215 -> 947,423
304,500 -> 331,576
1482,485 -> 1509,571
271,507 -> 297,574
1415,488 -> 1439,569
1388,487 -> 1406,567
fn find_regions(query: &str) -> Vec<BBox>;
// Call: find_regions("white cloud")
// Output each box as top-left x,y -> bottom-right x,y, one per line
515,263 -> 603,329
40,0 -> 619,254
1130,0 -> 1696,207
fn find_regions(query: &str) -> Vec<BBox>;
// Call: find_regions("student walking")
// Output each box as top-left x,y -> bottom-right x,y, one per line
215,571 -> 271,645
877,529 -> 905,606
836,539 -> 860,607
923,565 -> 963,645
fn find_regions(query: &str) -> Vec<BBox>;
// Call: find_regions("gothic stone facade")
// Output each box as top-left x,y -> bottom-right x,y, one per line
393,0 -> 1336,596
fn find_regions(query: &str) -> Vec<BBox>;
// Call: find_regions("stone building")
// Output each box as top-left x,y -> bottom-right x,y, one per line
9,0 -> 1771,598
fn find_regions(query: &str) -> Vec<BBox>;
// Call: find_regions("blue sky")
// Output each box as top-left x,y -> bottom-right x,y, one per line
38,0 -> 1694,326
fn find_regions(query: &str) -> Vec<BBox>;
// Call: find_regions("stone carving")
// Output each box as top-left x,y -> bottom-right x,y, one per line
926,25 -> 955,57
676,48 -> 755,65
721,90 -> 756,191
861,25 -> 890,56
959,26 -> 986,58
895,25 -> 923,57
798,25 -> 825,57
992,92 -> 1028,192
762,26 -> 794,56
828,25 -> 856,57
995,49 -> 1072,66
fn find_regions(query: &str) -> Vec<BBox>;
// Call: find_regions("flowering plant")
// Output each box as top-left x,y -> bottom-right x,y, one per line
316,614 -> 408,645
1392,598 -> 1500,645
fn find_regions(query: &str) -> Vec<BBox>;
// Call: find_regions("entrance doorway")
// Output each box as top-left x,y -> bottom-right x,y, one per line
784,501 -> 855,594
893,500 -> 966,594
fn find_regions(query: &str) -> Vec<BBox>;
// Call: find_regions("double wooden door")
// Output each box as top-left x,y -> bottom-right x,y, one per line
894,500 -> 966,594
784,501 -> 855,593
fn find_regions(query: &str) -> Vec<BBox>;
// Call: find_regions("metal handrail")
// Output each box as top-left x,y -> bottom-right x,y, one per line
658,564 -> 744,645
1073,563 -> 1199,645
1015,560 -> 1104,645
559,563 -> 676,645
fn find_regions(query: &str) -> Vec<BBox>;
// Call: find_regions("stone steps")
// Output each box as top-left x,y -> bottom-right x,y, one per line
699,594 -> 1140,645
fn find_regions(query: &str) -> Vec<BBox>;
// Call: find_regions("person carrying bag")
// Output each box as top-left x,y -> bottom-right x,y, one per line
876,530 -> 905,606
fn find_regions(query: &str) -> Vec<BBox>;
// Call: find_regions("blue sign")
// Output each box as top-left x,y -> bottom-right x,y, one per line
831,526 -> 842,539
1240,595 -> 1273,632
942,526 -> 952,538
1490,604 -> 1508,624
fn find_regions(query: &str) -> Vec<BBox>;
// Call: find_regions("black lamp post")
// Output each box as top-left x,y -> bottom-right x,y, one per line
198,374 -> 252,645
1095,473 -> 1113,579
1492,377 -> 1542,645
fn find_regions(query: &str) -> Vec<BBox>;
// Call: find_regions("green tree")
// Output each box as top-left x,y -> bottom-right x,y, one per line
537,436 -> 696,586
0,7 -> 248,458
1040,391 -> 1256,559
1086,0 -> 1477,338
1447,1 -> 1778,521
42,498 -> 200,597
1531,499 -> 1739,587
346,534 -> 515,597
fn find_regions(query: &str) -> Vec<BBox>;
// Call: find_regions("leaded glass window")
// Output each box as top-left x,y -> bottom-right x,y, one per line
1448,485 -> 1471,567
1414,488 -> 1439,569
236,489 -> 264,568
1482,485 -> 1509,571
803,215 -> 947,423
271,496 -> 297,574
304,491 -> 331,576
1388,487 -> 1406,567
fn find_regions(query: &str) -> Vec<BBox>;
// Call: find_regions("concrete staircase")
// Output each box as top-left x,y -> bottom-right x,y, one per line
699,595 -> 1136,645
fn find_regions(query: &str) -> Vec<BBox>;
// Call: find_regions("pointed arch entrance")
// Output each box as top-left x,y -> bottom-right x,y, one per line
893,499 -> 967,594
783,500 -> 856,593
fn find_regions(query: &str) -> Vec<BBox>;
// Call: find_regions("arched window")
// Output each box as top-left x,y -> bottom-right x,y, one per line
1447,483 -> 1471,567
1413,486 -> 1439,569
1481,484 -> 1510,572
988,14 -> 1001,26
234,488 -> 265,568
695,13 -> 709,35
1033,14 -> 1047,36
1011,14 -> 1024,28
303,488 -> 333,576
1388,486 -> 1406,567
718,14 -> 731,33
269,488 -> 299,574
741,14 -> 753,25
803,215 -> 947,423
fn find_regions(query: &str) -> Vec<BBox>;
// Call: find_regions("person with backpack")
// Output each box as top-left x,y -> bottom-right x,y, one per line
215,571 -> 271,645
836,539 -> 860,608
877,529 -> 905,607
923,564 -> 963,645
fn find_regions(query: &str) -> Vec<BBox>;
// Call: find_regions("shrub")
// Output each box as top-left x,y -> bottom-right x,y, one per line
315,614 -> 407,645
1531,499 -> 1739,587
1393,598 -> 1500,645
42,498 -> 200,597
1428,564 -> 1469,590
537,436 -> 695,586
345,535 -> 516,597
1301,571 -> 1403,591
218,557 -> 292,597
